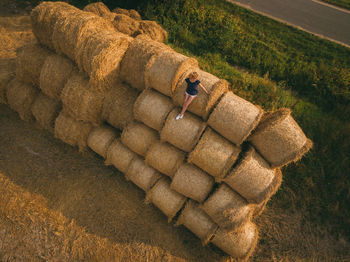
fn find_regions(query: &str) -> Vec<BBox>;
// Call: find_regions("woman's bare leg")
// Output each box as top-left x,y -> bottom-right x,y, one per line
184,93 -> 190,105
180,95 -> 196,115
180,93 -> 190,115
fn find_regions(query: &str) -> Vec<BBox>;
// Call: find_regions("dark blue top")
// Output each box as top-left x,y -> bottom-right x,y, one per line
185,78 -> 200,96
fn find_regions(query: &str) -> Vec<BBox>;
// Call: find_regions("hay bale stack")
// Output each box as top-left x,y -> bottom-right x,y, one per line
202,184 -> 253,231
6,78 -> 39,122
171,164 -> 215,203
112,8 -> 142,20
211,221 -> 258,260
252,199 -> 268,218
112,14 -> 140,36
83,2 -> 111,18
126,156 -> 162,192
30,1 -> 79,50
61,72 -> 104,126
176,200 -> 218,245
173,70 -> 228,120
121,121 -> 158,156
135,20 -> 167,42
54,111 -> 92,152
87,126 -> 118,158
0,60 -> 15,104
40,54 -> 75,100
146,178 -> 187,222
16,43 -> 51,86
224,147 -> 283,204
189,128 -> 241,180
145,141 -> 185,178
119,35 -> 170,91
208,92 -> 263,146
52,10 -> 115,62
75,30 -> 132,92
145,50 -> 198,97
103,12 -> 118,22
129,9 -> 142,20
133,89 -> 174,131
31,92 -> 61,133
105,139 -> 136,173
249,108 -> 313,168
161,108 -> 206,152
101,82 -> 138,130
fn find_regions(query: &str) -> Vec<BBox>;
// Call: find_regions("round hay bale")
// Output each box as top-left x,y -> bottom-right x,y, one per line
119,35 -> 170,91
173,70 -> 228,120
135,20 -> 167,42
87,125 -> 118,158
211,221 -> 258,260
112,7 -> 130,16
40,54 -> 75,101
145,50 -> 198,97
252,199 -> 268,218
6,78 -> 39,122
61,72 -> 104,126
129,9 -> 142,20
126,156 -> 162,192
146,177 -> 187,222
201,184 -> 253,231
188,128 -> 241,180
52,10 -> 115,62
133,89 -> 174,131
105,138 -> 136,173
54,110 -> 92,152
112,8 -> 142,20
31,92 -> 62,133
101,82 -> 138,130
83,2 -> 111,17
0,60 -> 15,104
112,14 -> 140,36
207,92 -> 263,146
176,200 -> 218,246
160,108 -> 206,152
16,43 -> 51,86
103,12 -> 117,22
248,108 -> 313,168
121,121 -> 158,156
75,30 -> 132,92
145,140 -> 185,178
224,147 -> 283,204
171,164 -> 215,203
30,1 -> 79,50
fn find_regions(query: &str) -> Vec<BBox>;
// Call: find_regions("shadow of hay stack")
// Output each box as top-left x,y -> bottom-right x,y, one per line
0,1 -> 312,260
6,77 -> 39,122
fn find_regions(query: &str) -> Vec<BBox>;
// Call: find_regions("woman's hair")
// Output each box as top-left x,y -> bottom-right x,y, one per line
189,71 -> 199,79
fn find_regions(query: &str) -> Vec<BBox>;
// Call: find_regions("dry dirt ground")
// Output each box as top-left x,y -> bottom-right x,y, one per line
0,3 -> 350,262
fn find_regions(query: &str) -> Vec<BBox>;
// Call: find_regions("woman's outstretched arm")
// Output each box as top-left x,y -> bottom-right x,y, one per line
199,83 -> 210,95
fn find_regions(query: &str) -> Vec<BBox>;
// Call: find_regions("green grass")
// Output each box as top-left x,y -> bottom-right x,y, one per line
107,0 -> 350,239
321,0 -> 350,10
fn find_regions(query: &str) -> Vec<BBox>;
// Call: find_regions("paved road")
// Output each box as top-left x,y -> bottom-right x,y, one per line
228,0 -> 350,47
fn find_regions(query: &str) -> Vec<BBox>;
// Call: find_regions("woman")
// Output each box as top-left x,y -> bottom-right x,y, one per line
176,71 -> 210,120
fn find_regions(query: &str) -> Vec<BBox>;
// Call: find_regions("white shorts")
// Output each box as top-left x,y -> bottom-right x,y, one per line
185,91 -> 197,97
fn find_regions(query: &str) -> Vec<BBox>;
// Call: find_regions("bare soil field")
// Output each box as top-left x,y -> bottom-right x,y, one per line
0,3 -> 349,261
